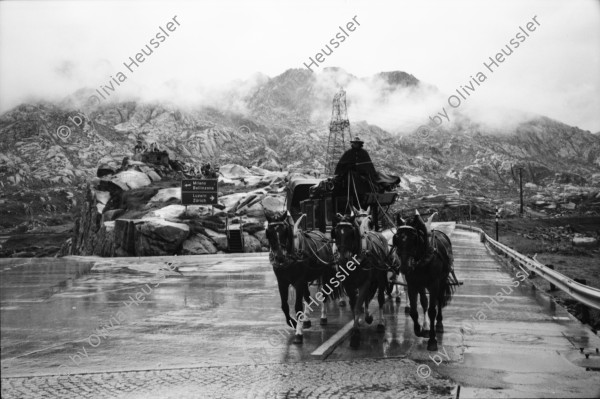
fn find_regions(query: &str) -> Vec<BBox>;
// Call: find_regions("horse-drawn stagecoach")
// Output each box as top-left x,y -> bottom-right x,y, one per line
285,173 -> 400,234
266,164 -> 459,351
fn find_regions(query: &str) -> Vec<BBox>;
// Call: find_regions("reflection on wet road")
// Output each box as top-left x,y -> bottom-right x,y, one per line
1,224 -> 600,398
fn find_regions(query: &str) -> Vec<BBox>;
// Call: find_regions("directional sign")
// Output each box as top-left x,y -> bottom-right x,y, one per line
181,179 -> 218,205
181,192 -> 218,205
182,179 -> 218,191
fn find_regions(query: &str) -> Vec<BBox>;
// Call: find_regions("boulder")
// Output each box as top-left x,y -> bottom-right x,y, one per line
236,194 -> 259,210
243,232 -> 262,253
186,205 -> 213,218
242,176 -> 264,186
242,223 -> 264,234
260,195 -> 286,219
148,187 -> 181,204
561,202 -> 576,210
181,233 -> 217,254
102,208 -> 125,222
111,170 -> 152,190
95,190 -> 110,204
203,228 -> 228,251
219,192 -> 248,212
244,202 -> 265,218
143,204 -> 186,220
217,176 -> 237,185
146,170 -> 162,182
572,237 -> 598,248
220,164 -> 253,179
135,219 -> 190,256
254,230 -> 269,247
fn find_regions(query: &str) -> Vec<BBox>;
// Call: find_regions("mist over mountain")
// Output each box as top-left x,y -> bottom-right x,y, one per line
1,67 -> 599,229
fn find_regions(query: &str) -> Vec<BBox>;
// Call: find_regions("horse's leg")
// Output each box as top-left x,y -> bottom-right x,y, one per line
420,287 -> 429,333
407,285 -> 421,337
361,281 -> 373,325
393,272 -> 401,303
436,299 -> 444,333
349,283 -> 363,349
403,274 -> 410,313
293,283 -> 306,344
338,293 -> 346,307
386,271 -> 394,299
436,282 -> 445,333
376,273 -> 386,333
320,294 -> 328,325
427,283 -> 439,351
302,283 -> 312,329
277,278 -> 296,329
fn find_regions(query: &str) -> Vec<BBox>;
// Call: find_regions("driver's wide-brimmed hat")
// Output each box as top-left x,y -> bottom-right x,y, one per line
350,136 -> 364,144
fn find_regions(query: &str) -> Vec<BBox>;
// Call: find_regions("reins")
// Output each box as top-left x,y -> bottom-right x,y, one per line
335,218 -> 394,272
267,220 -> 334,268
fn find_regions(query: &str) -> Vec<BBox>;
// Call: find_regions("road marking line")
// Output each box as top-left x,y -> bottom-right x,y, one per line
311,320 -> 354,360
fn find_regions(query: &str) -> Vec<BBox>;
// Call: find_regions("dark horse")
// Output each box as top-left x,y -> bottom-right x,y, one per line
393,211 -> 455,351
334,206 -> 391,348
266,211 -> 342,344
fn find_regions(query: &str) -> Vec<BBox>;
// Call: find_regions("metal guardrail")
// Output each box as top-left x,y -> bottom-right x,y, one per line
456,224 -> 600,311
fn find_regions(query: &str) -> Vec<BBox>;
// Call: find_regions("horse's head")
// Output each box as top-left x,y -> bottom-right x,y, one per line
265,212 -> 292,263
393,226 -> 422,274
393,211 -> 428,274
395,212 -> 407,227
265,211 -> 304,264
352,205 -> 371,230
334,211 -> 360,263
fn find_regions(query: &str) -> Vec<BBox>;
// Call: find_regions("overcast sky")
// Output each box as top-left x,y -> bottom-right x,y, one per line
0,0 -> 599,132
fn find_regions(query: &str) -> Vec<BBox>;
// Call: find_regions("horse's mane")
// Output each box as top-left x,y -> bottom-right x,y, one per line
298,230 -> 333,263
364,231 -> 389,261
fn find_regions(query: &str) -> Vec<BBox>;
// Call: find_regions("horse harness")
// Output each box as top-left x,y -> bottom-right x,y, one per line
335,219 -> 394,272
268,221 -> 334,269
395,225 -> 438,274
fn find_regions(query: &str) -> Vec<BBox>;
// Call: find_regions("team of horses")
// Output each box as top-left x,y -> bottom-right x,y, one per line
265,205 -> 457,351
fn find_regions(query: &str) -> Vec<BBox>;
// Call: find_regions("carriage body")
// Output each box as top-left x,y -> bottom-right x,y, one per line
286,178 -> 331,233
286,176 -> 398,234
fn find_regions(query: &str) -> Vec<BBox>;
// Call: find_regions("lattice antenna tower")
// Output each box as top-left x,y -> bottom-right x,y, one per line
325,89 -> 351,175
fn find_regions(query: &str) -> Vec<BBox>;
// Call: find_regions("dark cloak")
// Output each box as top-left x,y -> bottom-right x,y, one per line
334,147 -> 377,178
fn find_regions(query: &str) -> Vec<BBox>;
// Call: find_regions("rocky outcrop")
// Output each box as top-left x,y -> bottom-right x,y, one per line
63,160 -> 287,257
181,234 -> 218,255
135,219 -> 189,256
243,232 -> 262,253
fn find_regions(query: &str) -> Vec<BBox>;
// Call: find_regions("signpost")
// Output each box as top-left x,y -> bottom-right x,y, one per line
181,180 -> 219,214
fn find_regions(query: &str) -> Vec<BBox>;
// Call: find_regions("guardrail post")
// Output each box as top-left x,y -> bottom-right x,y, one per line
495,209 -> 499,241
547,265 -> 556,291
574,278 -> 590,324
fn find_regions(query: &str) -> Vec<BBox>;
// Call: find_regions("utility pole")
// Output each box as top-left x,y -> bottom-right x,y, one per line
519,167 -> 524,216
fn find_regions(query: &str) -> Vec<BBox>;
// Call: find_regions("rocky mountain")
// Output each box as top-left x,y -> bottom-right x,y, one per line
1,67 -> 599,257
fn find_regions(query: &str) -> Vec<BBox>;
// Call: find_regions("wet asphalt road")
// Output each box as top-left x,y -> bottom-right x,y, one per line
1,223 -> 600,398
